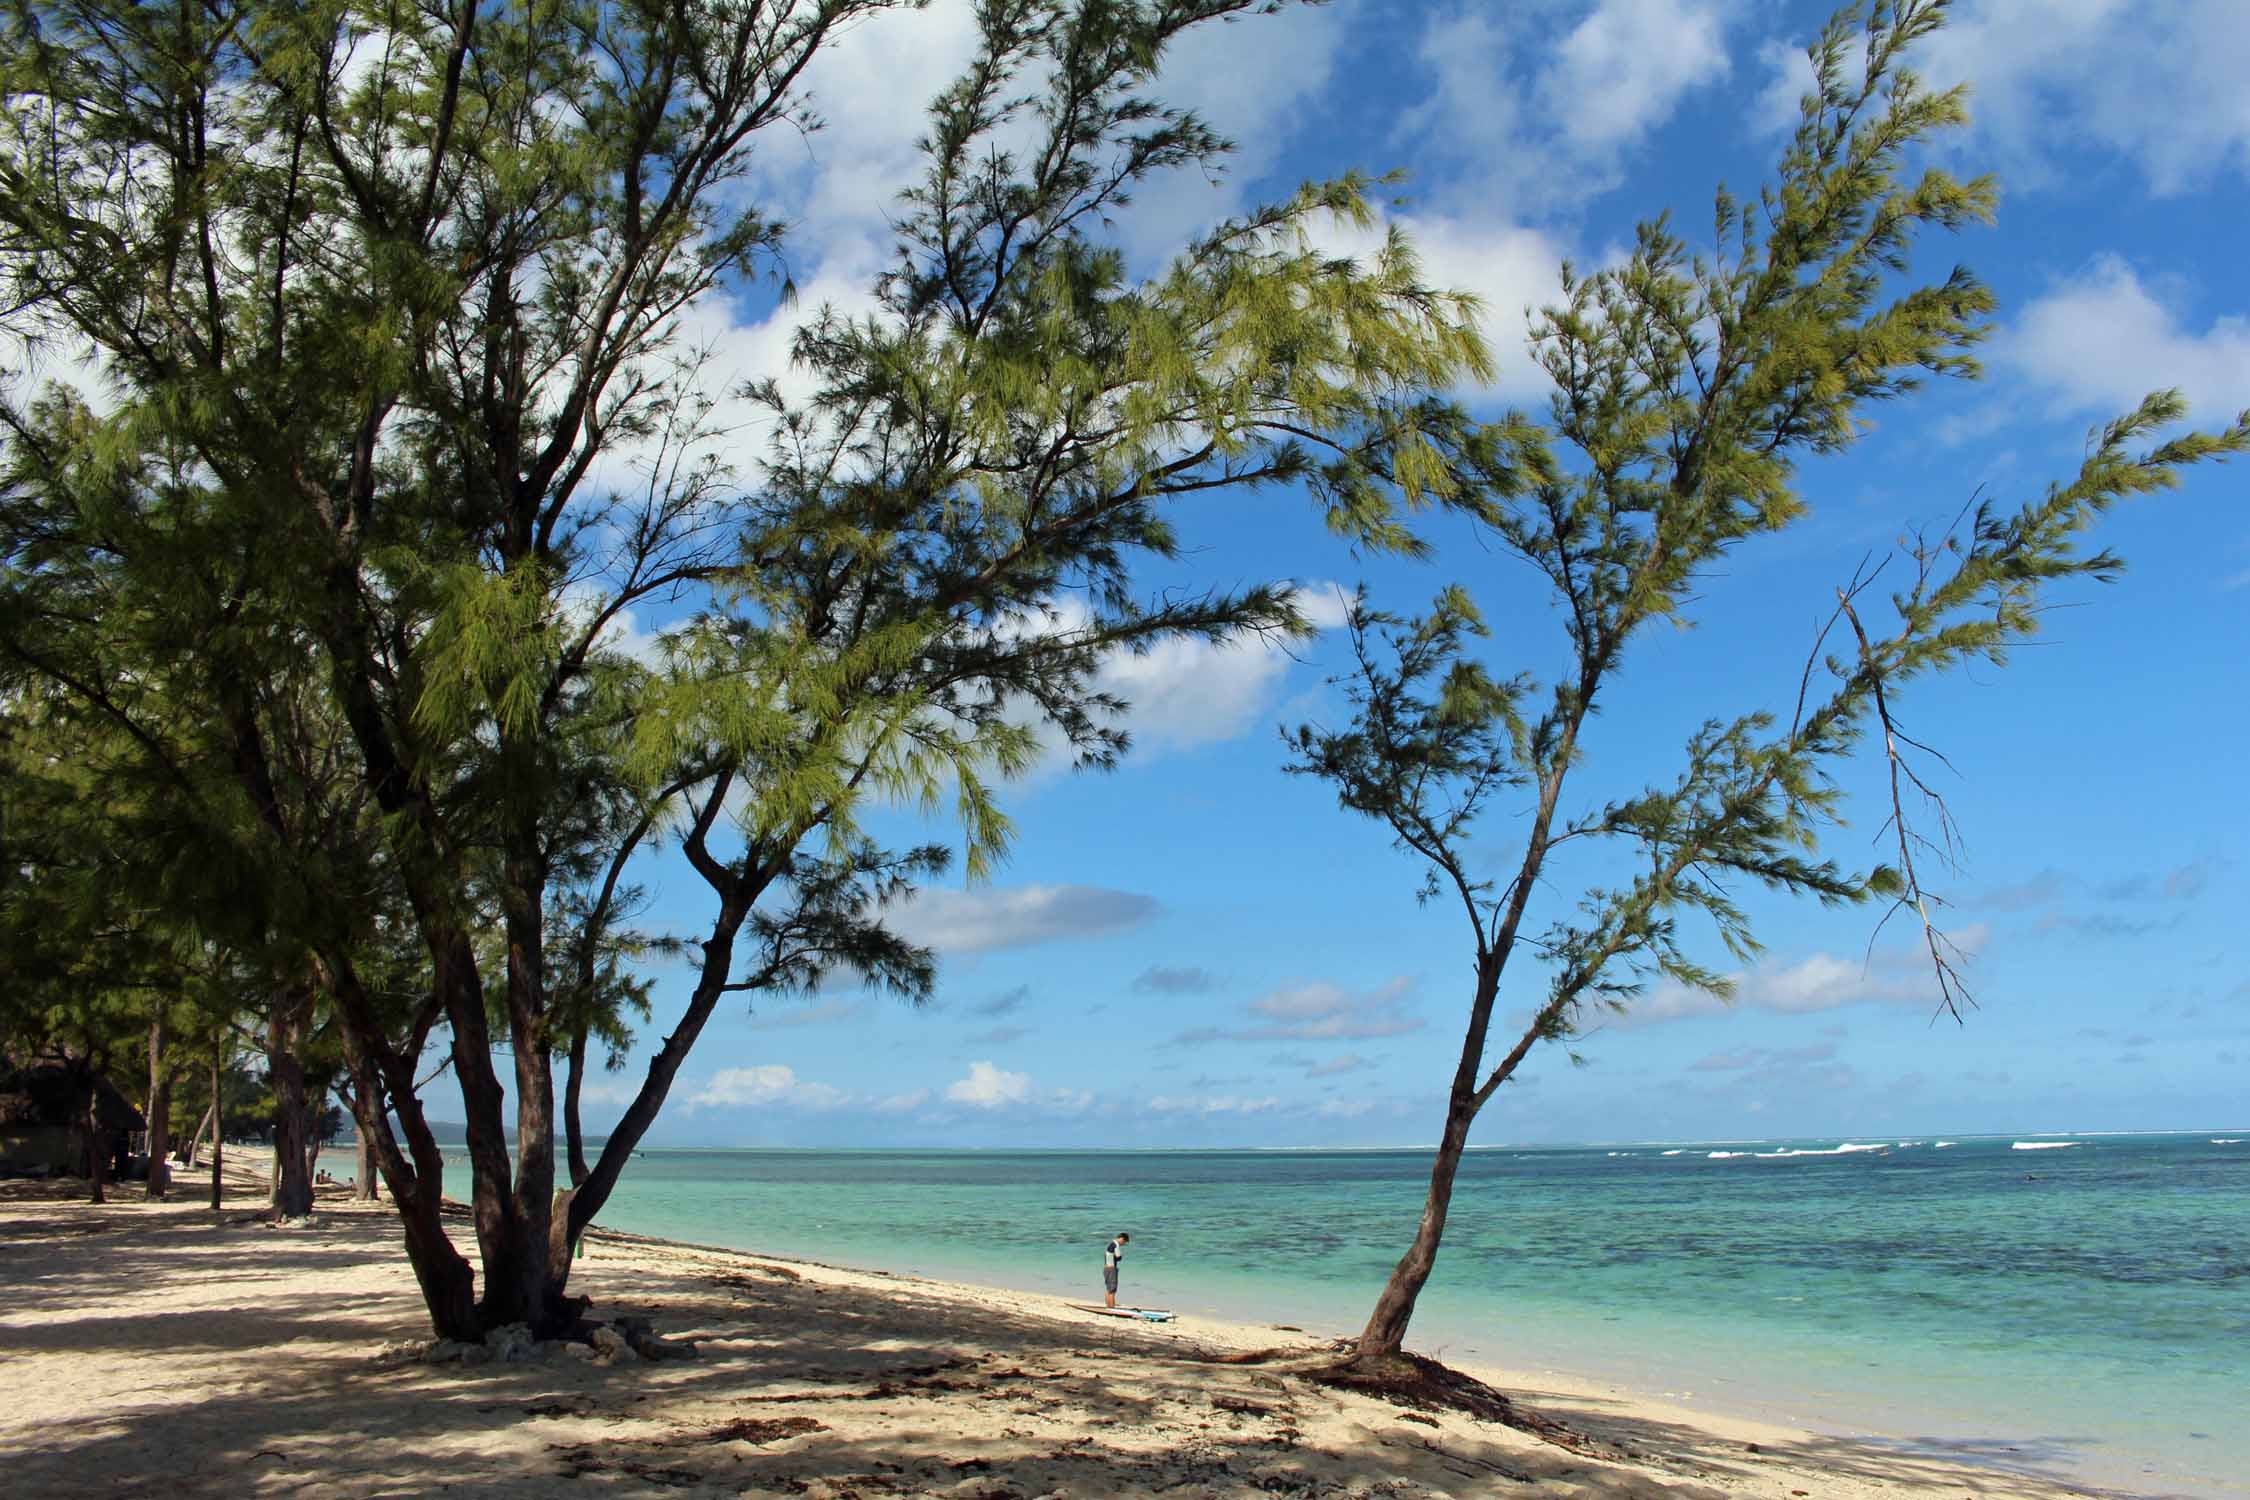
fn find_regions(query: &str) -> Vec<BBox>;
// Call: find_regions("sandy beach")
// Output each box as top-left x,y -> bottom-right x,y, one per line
0,1164 -> 2154,1500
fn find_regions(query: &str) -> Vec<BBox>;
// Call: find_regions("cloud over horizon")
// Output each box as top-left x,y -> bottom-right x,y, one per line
1171,976 -> 1423,1045
891,884 -> 1160,954
1627,927 -> 1993,1028
945,1060 -> 1032,1109
690,1065 -> 849,1111
1999,256 -> 2250,424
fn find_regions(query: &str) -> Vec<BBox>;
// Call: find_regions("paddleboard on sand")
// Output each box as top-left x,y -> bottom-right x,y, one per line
1070,1304 -> 1176,1323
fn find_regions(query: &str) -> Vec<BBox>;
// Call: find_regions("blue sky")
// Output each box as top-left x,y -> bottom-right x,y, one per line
575,0 -> 2250,1148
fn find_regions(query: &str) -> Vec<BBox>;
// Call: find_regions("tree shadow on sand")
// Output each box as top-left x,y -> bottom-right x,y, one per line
0,1205 -> 2199,1500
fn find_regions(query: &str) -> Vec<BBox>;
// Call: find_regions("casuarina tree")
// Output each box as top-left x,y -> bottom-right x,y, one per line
1,0 -> 1493,1338
1283,0 -> 2250,1369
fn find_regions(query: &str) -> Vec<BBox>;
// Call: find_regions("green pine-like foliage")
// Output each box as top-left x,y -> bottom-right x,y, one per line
0,0 -> 1501,1334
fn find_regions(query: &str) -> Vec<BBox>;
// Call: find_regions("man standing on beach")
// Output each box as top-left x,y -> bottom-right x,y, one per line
1103,1232 -> 1130,1308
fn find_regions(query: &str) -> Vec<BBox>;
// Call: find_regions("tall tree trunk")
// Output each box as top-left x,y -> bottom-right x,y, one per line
562,782 -> 671,1196
209,1048 -> 225,1211
553,896 -> 755,1286
322,960 -> 482,1340
1356,1101 -> 1476,1360
300,579 -> 486,1339
83,1071 -> 106,1206
145,1019 -> 174,1199
268,988 -> 315,1218
563,1026 -> 590,1188
181,1101 -> 213,1167
351,1054 -> 380,1200
335,1033 -> 479,1338
477,833 -> 563,1335
422,923 -> 527,1331
1352,747 -> 1579,1365
305,1086 -> 325,1184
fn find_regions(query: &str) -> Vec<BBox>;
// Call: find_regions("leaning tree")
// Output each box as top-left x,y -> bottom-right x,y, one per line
1284,0 -> 2249,1369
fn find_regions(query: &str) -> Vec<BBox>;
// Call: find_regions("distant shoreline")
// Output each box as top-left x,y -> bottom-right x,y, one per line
364,1125 -> 2250,1154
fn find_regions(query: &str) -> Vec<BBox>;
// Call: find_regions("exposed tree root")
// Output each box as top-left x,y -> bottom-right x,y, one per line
1197,1344 -> 1337,1366
1307,1352 -> 1616,1460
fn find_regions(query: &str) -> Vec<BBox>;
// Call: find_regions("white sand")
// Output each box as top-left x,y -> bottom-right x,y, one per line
0,1170 -> 2142,1499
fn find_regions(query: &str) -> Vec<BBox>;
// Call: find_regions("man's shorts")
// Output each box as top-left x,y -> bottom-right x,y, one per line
1103,1266 -> 1119,1293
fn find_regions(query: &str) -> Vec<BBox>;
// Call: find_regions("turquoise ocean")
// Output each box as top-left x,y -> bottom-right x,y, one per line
445,1132 -> 2248,1496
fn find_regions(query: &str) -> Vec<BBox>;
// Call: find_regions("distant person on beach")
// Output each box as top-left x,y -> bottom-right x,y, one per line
1103,1232 -> 1130,1308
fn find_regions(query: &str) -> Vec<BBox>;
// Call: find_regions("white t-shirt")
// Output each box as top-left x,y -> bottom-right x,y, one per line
1105,1237 -> 1125,1270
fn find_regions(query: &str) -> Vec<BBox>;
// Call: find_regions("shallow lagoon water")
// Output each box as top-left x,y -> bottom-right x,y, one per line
447,1132 -> 2249,1495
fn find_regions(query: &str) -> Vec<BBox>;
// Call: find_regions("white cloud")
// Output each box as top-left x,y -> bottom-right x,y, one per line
2000,255 -> 2250,422
945,1060 -> 1032,1109
1112,2 -> 1346,267
1147,1092 -> 1282,1116
560,585 -> 666,666
1174,975 -> 1423,1044
889,882 -> 1159,954
1406,2 -> 1738,215
1749,31 -> 1869,137
748,5 -> 985,261
1,333 -> 114,416
1754,2 -> 2250,194
1626,925 -> 1993,1027
1076,578 -> 1351,757
1542,0 -> 1733,155
717,1 -> 1344,421
1292,581 -> 1354,631
1405,6 -> 1526,182
1246,977 -> 1420,1040
665,6 -> 978,442
749,997 -> 871,1030
497,23 -> 941,501
1088,626 -> 1298,754
690,1064 -> 849,1110
1689,1039 -> 1839,1073
669,272 -> 872,454
1925,1 -> 2250,194
993,581 -> 1350,775
895,1061 -> 1095,1115
1311,207 -> 1565,404
573,1077 -> 645,1108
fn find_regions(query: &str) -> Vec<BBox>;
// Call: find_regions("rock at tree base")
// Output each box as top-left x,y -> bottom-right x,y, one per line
422,1340 -> 492,1366
483,1323 -> 542,1363
613,1316 -> 698,1361
588,1326 -> 638,1365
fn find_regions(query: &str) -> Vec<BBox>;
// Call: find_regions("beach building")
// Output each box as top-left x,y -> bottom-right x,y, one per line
0,1061 -> 142,1177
